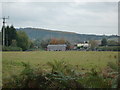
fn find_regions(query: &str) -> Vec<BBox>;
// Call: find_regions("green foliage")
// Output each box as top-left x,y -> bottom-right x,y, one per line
101,38 -> 107,46
3,62 -> 47,88
2,52 -> 119,88
107,40 -> 120,46
29,40 -> 34,48
111,75 -> 118,88
2,61 -> 83,89
40,39 -> 51,49
46,72 -> 84,89
2,25 -> 17,46
47,60 -> 76,76
21,62 -> 34,77
78,68 -> 112,88
107,62 -> 118,72
2,46 -> 22,51
107,62 -> 119,88
16,31 -> 30,51
97,46 -> 120,51
0,32 -> 2,45
117,75 -> 120,88
11,40 -> 17,47
2,25 -> 32,51
3,60 -> 119,88
89,40 -> 98,50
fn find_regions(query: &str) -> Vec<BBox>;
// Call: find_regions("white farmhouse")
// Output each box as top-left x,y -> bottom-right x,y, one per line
77,41 -> 91,49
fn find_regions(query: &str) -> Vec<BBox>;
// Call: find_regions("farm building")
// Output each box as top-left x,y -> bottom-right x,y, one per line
47,44 -> 67,51
77,43 -> 90,48
76,41 -> 91,50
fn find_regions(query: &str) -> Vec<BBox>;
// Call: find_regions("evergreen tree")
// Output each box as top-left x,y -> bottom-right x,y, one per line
1,25 -> 31,51
101,38 -> 107,46
1,26 -> 4,45
2,25 -> 17,46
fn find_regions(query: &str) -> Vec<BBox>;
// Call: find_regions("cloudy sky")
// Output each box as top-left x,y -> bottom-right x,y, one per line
0,0 -> 119,35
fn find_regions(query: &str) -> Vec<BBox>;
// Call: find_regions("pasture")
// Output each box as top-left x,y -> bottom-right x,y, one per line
2,51 -> 119,80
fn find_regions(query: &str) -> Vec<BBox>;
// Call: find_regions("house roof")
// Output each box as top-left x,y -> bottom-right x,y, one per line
47,44 -> 67,47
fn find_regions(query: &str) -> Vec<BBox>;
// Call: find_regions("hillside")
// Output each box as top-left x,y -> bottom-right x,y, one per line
17,28 -> 119,43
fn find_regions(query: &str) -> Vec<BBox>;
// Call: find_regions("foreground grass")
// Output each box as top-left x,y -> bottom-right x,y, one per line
3,59 -> 119,88
2,51 -> 119,81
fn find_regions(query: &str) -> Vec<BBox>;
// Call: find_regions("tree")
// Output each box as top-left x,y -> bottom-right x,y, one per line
5,26 -> 9,46
1,25 -> 31,51
107,40 -> 119,46
50,38 -> 58,44
29,40 -> 34,48
11,40 -> 17,47
58,38 -> 66,44
40,39 -> 51,49
65,40 -> 71,50
2,25 -> 17,46
16,31 -> 30,51
101,38 -> 107,46
89,40 -> 99,50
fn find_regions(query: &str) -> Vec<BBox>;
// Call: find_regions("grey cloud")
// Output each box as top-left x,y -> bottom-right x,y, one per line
0,2 -> 118,35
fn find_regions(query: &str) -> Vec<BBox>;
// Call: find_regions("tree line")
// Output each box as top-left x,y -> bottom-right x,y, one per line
1,25 -> 119,51
89,38 -> 120,51
2,25 -> 32,51
1,25 -> 71,51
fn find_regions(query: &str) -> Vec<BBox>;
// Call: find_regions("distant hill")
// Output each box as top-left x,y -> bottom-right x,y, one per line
16,27 -> 119,43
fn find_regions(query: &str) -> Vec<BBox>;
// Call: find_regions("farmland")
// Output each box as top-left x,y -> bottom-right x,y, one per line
2,51 -> 119,77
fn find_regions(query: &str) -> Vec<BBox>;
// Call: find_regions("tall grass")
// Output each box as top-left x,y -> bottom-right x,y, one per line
2,60 -> 118,89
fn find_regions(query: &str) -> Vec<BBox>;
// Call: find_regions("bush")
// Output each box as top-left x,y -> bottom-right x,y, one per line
107,62 -> 119,88
2,61 -> 118,89
3,62 -> 47,88
47,60 -> 76,76
2,46 -> 22,51
97,46 -> 120,51
16,31 -> 30,51
78,68 -> 111,88
107,62 -> 118,72
2,61 -> 84,89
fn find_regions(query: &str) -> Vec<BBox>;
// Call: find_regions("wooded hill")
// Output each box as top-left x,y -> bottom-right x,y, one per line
16,27 -> 119,43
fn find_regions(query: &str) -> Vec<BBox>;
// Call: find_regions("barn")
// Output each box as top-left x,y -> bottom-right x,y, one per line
47,44 -> 67,51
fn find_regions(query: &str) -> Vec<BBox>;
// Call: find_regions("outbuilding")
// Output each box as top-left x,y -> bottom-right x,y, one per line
47,44 -> 67,51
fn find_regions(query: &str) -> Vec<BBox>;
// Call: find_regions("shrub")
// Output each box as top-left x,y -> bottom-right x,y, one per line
2,46 -> 22,51
47,60 -> 76,76
77,68 -> 111,88
97,46 -> 120,51
2,61 -> 118,89
46,72 -> 84,89
2,61 -> 84,89
3,62 -> 48,88
107,62 -> 119,88
107,62 -> 118,72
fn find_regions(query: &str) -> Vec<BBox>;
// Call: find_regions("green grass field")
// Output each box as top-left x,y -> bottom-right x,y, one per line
2,51 -> 119,80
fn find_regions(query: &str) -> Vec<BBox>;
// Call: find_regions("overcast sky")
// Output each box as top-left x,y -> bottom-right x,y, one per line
0,0 -> 119,35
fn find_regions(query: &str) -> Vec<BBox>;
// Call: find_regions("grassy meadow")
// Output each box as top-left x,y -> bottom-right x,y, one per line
2,51 -> 119,79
